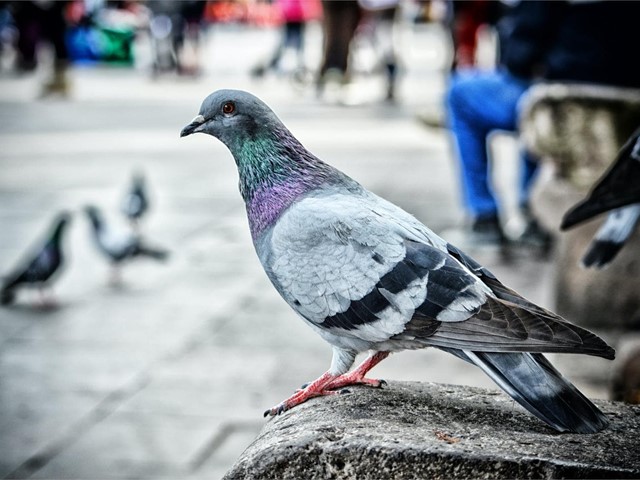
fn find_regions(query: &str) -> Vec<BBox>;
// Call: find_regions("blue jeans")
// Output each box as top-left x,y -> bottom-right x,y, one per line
446,69 -> 538,219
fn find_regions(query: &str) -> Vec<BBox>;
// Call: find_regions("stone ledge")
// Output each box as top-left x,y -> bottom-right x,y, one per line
224,381 -> 639,479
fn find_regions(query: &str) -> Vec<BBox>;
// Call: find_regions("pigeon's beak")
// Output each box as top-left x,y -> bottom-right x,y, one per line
180,115 -> 206,137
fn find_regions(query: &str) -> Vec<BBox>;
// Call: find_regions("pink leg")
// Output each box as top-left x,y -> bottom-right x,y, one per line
264,371 -> 342,417
264,351 -> 390,417
324,351 -> 390,390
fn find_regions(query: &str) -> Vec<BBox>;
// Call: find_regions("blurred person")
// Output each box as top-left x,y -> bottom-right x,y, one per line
316,0 -> 361,98
417,0 -> 502,128
0,1 -> 13,70
178,0 -> 207,75
447,0 -> 502,71
11,0 -> 72,96
358,0 -> 400,101
446,0 -> 640,248
147,0 -> 206,77
250,0 -> 320,79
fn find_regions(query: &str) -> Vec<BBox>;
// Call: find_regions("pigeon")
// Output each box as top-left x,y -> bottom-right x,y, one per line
1,212 -> 71,306
561,127 -> 640,268
121,172 -> 149,228
85,205 -> 168,282
181,89 -> 615,433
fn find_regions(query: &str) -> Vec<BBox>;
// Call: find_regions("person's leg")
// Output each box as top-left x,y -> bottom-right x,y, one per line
446,70 -> 531,221
40,3 -> 70,96
318,1 -> 360,81
13,2 -> 41,72
517,148 -> 552,250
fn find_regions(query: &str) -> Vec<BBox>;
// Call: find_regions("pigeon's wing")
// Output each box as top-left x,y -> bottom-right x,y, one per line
428,244 -> 615,359
263,191 -> 490,346
264,191 -> 614,359
2,244 -> 59,289
98,226 -> 137,260
562,127 -> 640,229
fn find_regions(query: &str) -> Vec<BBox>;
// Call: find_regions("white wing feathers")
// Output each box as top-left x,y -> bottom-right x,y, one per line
262,191 -> 490,344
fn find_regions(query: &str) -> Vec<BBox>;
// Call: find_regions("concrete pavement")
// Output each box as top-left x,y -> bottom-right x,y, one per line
0,22 -> 609,479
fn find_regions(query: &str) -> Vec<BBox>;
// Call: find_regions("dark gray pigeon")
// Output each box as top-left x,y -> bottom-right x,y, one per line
85,205 -> 168,282
181,89 -> 615,433
121,172 -> 149,228
562,127 -> 640,268
1,212 -> 71,306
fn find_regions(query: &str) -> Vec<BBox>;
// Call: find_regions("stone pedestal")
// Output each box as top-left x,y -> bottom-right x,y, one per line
224,381 -> 640,480
519,83 -> 640,331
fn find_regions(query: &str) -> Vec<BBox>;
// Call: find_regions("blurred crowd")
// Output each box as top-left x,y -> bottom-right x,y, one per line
1,0 -> 639,254
2,0 -> 640,264
0,0 -> 407,97
0,0 -> 475,101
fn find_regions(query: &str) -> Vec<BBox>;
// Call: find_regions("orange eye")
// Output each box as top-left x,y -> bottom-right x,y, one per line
222,102 -> 235,115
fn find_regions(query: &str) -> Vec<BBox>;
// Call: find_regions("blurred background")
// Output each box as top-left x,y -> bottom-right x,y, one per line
0,0 -> 635,478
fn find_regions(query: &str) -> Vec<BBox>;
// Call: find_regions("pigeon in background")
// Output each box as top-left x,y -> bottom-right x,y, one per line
1,212 -> 71,306
181,89 -> 614,434
580,205 -> 640,269
562,127 -> 640,268
85,205 -> 168,283
121,172 -> 149,229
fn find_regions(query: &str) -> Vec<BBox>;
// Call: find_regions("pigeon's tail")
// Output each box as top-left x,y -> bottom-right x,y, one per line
1,286 -> 16,305
581,205 -> 640,269
582,241 -> 624,269
135,243 -> 169,261
445,349 -> 609,433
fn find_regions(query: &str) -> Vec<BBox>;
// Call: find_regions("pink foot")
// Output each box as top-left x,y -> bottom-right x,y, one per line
324,351 -> 390,390
264,371 -> 342,417
264,351 -> 390,417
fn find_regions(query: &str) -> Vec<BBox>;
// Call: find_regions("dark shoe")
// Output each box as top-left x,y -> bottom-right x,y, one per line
516,218 -> 553,252
469,214 -> 506,246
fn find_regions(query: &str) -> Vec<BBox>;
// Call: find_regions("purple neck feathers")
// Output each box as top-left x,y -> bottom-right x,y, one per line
247,176 -> 319,240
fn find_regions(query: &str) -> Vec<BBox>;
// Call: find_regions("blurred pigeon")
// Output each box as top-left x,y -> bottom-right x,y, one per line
1,212 -> 71,306
181,89 -> 614,433
562,127 -> 640,268
121,172 -> 149,228
85,205 -> 168,282
580,205 -> 640,269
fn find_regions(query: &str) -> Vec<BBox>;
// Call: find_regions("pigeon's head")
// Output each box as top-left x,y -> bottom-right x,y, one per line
55,211 -> 72,227
180,89 -> 282,149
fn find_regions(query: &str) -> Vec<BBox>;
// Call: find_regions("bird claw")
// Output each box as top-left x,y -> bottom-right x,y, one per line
264,403 -> 287,417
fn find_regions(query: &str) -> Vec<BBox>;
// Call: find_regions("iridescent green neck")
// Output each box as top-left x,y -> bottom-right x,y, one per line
229,127 -> 343,239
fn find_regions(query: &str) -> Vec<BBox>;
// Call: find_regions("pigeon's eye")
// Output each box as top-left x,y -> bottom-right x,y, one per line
222,102 -> 236,115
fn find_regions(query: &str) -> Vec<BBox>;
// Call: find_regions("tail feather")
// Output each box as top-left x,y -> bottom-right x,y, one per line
1,286 -> 16,305
135,243 -> 169,261
582,240 -> 623,269
581,204 -> 640,269
452,349 -> 609,433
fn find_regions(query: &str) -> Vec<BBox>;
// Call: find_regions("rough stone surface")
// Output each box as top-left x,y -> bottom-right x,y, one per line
224,381 -> 640,480
520,83 -> 640,189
